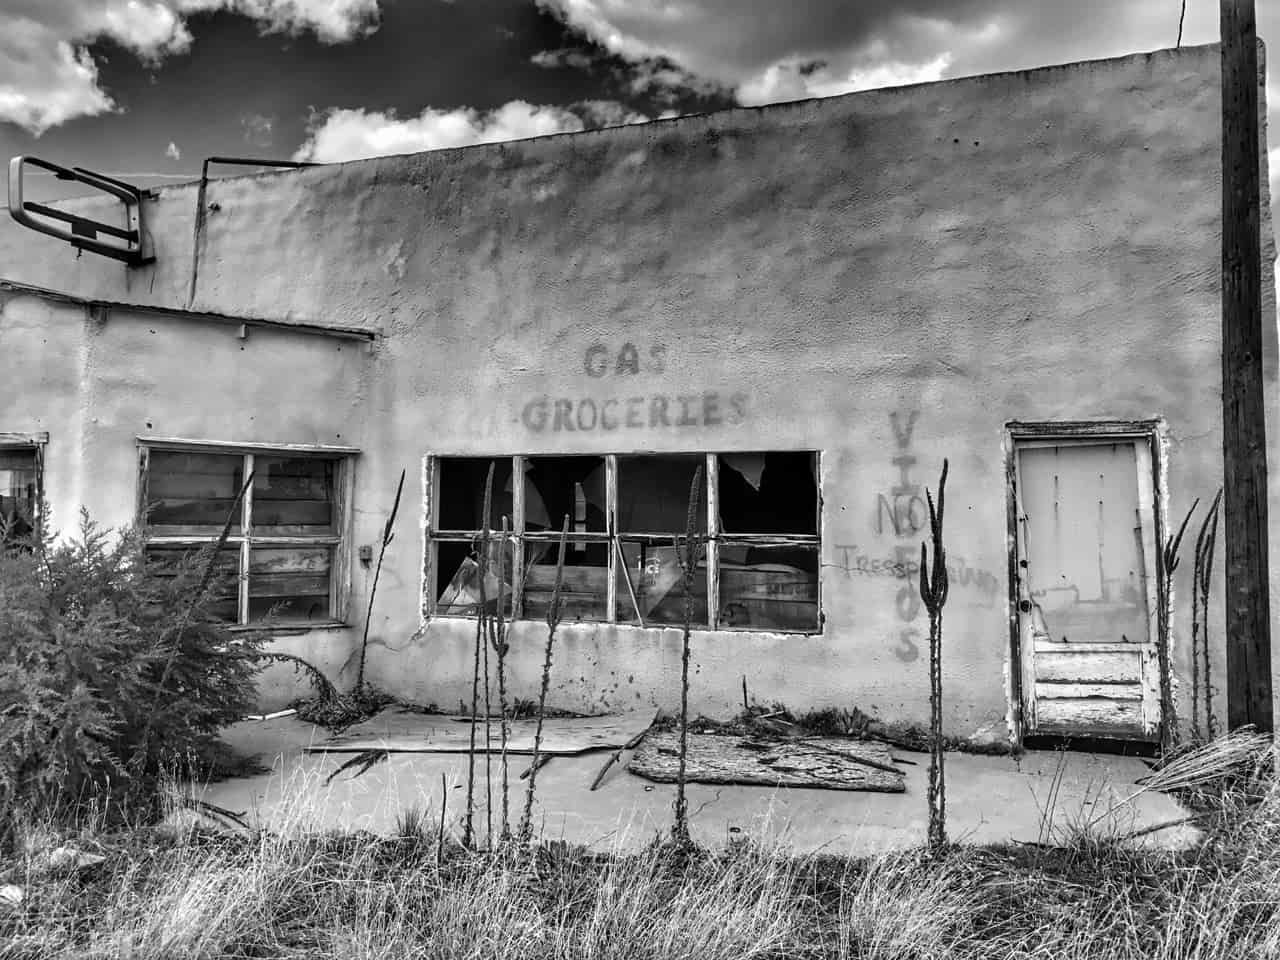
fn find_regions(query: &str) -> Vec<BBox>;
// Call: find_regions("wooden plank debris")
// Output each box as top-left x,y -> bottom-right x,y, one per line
309,708 -> 657,755
628,732 -> 906,793
590,709 -> 660,790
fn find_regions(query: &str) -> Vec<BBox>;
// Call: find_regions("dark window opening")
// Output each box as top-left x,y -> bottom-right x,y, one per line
428,451 -> 820,633
0,447 -> 40,548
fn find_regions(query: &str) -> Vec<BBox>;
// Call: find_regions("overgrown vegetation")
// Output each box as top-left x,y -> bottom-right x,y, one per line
1,734 -> 1277,959
0,511 -> 265,837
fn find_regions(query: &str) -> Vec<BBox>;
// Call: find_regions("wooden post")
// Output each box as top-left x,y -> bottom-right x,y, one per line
1220,0 -> 1273,732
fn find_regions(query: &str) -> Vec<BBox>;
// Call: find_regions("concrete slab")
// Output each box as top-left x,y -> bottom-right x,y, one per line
187,717 -> 1199,855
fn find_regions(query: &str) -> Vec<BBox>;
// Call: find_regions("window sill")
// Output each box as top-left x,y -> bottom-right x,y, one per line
228,620 -> 350,636
425,613 -> 822,637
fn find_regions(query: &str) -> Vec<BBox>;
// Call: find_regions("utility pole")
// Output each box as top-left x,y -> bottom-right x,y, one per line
1220,0 -> 1273,732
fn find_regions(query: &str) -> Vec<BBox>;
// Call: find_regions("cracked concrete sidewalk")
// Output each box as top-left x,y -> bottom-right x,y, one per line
181,716 -> 1200,854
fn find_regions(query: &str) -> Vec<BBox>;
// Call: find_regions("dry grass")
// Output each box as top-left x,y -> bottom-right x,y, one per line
2,738 -> 1279,959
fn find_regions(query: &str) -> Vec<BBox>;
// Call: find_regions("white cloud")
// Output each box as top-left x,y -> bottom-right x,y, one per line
737,52 -> 952,106
164,140 -> 181,159
293,99 -> 645,163
0,0 -> 381,135
0,37 -> 114,134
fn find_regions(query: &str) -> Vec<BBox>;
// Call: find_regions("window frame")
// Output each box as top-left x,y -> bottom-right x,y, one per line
425,451 -> 822,633
0,431 -> 47,543
137,437 -> 358,629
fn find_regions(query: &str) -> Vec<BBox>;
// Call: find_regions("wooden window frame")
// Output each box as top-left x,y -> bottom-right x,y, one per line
424,451 -> 823,634
0,431 -> 48,542
137,437 -> 357,629
1003,419 -> 1166,743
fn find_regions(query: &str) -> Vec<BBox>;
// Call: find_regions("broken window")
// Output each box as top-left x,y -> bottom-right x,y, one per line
433,457 -> 517,618
715,453 -> 820,632
616,455 -> 709,626
141,444 -> 351,626
522,456 -> 608,622
0,444 -> 41,548
428,451 -> 820,633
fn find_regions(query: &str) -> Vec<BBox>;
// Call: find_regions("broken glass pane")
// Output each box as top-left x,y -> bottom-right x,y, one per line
520,456 -> 608,621
435,537 -> 516,617
718,543 -> 819,632
253,457 -> 336,535
617,454 -> 707,534
436,458 -> 515,532
717,452 -> 818,535
146,451 -> 244,534
616,538 -> 709,627
0,448 -> 38,545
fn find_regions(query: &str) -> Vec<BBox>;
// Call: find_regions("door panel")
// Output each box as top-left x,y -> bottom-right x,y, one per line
1014,437 -> 1160,739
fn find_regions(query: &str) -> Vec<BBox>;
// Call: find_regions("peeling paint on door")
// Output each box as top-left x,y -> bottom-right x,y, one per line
1014,436 -> 1162,738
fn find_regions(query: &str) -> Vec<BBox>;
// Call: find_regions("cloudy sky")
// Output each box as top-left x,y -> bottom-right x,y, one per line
1,0 -> 1277,205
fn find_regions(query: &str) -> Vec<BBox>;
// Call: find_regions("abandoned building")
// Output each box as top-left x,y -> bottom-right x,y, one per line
0,43 -> 1275,748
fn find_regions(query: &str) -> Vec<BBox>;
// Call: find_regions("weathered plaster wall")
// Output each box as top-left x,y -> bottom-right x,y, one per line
0,293 -> 371,706
0,44 -> 1274,739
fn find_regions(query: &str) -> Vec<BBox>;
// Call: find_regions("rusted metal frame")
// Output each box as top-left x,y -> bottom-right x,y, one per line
189,156 -> 318,308
8,156 -> 152,265
20,202 -> 137,243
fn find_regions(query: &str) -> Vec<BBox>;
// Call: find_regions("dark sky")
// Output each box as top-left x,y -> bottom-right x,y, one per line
1,0 -> 1276,212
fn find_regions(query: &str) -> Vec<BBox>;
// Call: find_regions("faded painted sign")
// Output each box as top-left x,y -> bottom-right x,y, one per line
519,342 -> 748,432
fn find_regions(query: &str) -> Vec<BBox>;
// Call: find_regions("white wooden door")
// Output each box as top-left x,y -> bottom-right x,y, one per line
1013,438 -> 1161,739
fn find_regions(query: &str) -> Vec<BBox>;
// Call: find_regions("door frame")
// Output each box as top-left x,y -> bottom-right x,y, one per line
1004,419 -> 1167,745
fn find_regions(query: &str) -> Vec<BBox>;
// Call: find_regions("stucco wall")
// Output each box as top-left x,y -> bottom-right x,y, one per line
0,44 -> 1275,741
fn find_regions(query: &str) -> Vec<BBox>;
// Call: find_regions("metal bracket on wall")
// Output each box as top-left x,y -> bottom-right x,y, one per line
8,156 -> 155,266
188,156 -> 318,308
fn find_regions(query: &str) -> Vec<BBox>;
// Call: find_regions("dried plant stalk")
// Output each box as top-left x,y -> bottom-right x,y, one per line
463,462 -> 495,849
356,468 -> 405,693
919,459 -> 949,854
1192,489 -> 1223,740
671,463 -> 703,849
1159,498 -> 1198,750
519,515 -> 569,843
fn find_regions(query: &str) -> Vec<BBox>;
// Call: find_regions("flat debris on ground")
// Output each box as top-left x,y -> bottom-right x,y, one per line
310,708 -> 657,756
628,731 -> 907,792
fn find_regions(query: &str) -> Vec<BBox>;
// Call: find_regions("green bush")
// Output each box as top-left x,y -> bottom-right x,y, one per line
0,510 -> 265,832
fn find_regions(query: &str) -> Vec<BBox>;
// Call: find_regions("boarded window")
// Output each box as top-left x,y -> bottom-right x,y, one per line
0,446 -> 40,547
141,445 -> 350,626
428,451 -> 820,632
